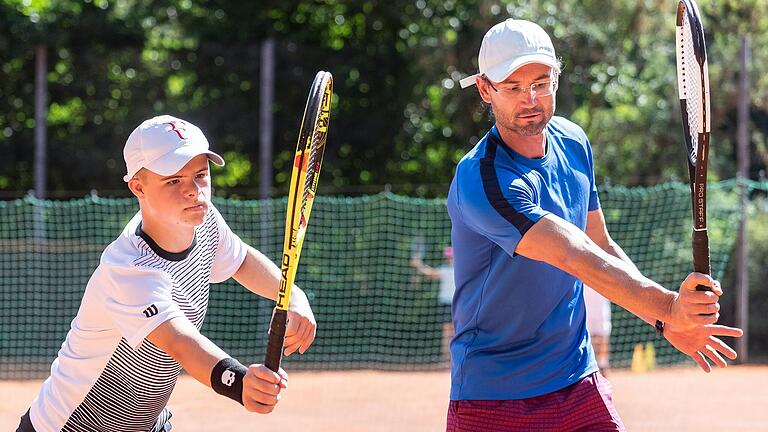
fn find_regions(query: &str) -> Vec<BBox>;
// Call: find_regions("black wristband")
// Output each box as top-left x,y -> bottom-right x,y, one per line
655,320 -> 665,336
211,358 -> 247,405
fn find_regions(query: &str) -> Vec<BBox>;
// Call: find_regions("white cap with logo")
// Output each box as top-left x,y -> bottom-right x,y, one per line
123,115 -> 225,182
459,19 -> 560,89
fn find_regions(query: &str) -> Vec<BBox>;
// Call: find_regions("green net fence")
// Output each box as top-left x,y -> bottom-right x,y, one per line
0,180 -> 765,378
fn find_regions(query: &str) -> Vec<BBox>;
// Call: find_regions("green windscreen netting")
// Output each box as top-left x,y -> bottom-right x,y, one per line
0,181 -> 762,378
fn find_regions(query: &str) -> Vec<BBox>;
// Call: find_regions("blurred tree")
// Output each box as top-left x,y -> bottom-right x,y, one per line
704,0 -> 768,181
414,0 -> 768,188
0,0 -> 766,197
1,0 -> 154,195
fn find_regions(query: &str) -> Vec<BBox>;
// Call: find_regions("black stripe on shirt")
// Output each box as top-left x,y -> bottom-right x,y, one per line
136,222 -> 197,261
479,132 -> 538,236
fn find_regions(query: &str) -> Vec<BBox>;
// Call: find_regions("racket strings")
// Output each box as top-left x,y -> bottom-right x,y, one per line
299,98 -> 329,224
302,132 -> 322,201
301,87 -> 330,206
680,15 -> 702,160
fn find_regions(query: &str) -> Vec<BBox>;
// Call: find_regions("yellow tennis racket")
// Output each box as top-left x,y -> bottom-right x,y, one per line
265,71 -> 333,372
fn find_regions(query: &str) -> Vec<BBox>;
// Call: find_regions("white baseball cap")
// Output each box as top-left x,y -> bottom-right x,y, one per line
123,115 -> 225,182
459,19 -> 560,89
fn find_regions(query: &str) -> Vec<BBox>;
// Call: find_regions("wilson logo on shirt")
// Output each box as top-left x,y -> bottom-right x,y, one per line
142,304 -> 159,318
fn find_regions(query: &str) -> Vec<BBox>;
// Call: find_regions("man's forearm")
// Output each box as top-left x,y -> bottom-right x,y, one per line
596,238 -> 657,326
147,317 -> 228,388
232,246 -> 307,304
568,242 -> 675,323
600,239 -> 635,271
233,246 -> 280,300
518,215 -> 677,323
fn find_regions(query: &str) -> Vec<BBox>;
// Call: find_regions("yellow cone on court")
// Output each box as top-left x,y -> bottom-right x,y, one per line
644,342 -> 656,371
631,343 -> 646,373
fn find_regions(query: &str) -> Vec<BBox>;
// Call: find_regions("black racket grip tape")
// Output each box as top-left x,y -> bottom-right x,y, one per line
265,309 -> 288,372
692,229 -> 711,292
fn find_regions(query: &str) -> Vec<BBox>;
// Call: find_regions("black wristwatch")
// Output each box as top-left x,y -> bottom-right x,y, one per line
655,320 -> 665,336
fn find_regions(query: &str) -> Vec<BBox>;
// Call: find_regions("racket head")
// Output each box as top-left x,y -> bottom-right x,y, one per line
411,235 -> 426,260
676,0 -> 711,171
297,71 -> 333,240
276,71 -> 332,311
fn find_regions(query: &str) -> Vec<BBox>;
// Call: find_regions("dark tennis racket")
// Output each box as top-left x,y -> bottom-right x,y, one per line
675,0 -> 711,291
265,71 -> 333,372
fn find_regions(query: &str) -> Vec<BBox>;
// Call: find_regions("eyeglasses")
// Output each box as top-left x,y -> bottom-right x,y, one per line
483,76 -> 558,101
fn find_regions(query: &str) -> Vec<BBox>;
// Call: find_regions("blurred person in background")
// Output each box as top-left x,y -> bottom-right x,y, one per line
411,246 -> 456,366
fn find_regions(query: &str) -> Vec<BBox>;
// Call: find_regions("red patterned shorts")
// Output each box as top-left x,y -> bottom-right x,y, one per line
447,372 -> 625,432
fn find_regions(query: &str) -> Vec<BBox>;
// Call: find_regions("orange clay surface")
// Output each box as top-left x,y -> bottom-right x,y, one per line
1,366 -> 766,431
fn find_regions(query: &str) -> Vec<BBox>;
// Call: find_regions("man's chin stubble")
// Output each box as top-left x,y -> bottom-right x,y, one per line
516,123 -> 547,136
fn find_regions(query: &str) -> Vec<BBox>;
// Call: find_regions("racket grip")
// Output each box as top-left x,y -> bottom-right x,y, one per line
692,229 -> 711,292
265,309 -> 288,372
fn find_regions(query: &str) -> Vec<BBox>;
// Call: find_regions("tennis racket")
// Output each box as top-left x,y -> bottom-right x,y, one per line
265,71 -> 333,372
675,0 -> 711,291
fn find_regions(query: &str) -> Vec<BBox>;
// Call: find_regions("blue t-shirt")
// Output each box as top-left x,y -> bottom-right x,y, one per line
447,116 -> 601,400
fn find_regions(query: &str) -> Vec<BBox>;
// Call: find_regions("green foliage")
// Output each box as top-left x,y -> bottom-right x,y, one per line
0,0 -> 766,197
213,150 -> 252,189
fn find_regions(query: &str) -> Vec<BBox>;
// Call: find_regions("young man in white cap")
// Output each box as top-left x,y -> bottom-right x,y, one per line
17,115 -> 317,432
448,19 -> 742,431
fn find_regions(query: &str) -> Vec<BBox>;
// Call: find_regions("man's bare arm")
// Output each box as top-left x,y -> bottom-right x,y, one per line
231,245 -> 316,356
583,208 -> 742,371
585,209 -> 635,268
585,208 -> 657,325
516,214 -> 718,328
146,317 -> 286,413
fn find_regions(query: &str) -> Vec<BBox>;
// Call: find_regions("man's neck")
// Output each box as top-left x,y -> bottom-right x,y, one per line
140,214 -> 196,253
496,125 -> 547,159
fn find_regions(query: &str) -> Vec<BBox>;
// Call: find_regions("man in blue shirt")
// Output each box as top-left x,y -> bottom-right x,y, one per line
448,19 -> 743,431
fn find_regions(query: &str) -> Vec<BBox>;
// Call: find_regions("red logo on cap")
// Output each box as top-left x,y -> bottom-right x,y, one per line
165,121 -> 188,140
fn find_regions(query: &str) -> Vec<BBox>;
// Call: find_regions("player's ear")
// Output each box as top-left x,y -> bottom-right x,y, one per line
477,78 -> 493,104
127,176 -> 146,199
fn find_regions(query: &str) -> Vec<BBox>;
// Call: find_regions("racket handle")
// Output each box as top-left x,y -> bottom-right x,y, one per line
692,229 -> 711,292
265,309 -> 288,372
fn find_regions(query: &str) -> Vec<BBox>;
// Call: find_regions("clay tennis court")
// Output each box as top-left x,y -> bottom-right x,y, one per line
2,365 -> 765,431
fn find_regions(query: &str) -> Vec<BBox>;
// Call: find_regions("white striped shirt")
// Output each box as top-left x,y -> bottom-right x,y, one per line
28,205 -> 247,432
